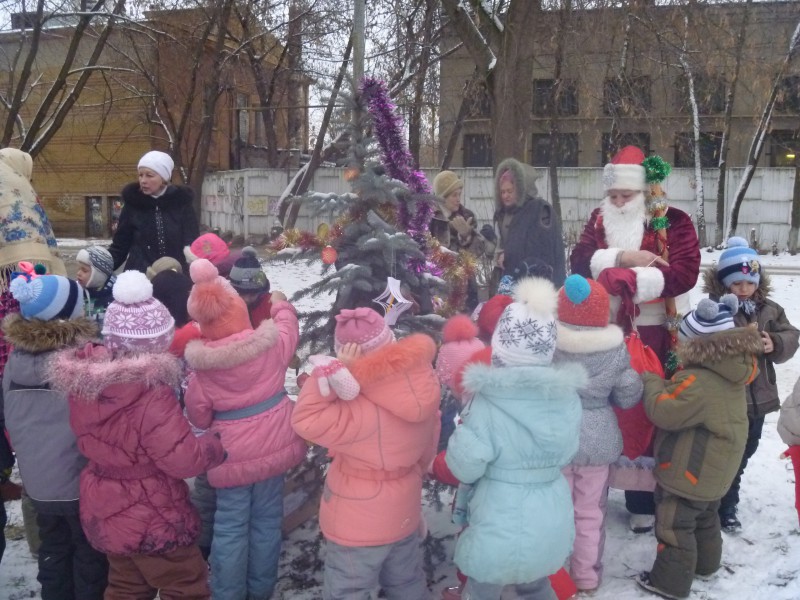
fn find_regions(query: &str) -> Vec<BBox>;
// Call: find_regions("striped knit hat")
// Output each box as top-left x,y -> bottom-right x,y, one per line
678,294 -> 738,341
717,237 -> 761,289
76,246 -> 114,289
9,274 -> 83,320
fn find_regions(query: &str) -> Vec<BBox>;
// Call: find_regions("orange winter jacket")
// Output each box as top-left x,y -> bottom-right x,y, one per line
292,334 -> 441,547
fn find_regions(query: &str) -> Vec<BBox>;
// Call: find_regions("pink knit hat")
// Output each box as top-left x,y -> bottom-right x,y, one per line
187,233 -> 230,265
436,315 -> 485,389
334,307 -> 394,354
187,259 -> 252,341
102,271 -> 175,354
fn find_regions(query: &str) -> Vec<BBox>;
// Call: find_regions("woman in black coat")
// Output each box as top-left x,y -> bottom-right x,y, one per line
108,150 -> 199,273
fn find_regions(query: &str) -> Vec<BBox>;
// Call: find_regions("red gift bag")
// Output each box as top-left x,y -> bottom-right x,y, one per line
613,331 -> 663,460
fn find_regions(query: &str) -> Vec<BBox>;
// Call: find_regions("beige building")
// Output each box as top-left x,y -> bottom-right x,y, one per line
439,1 -> 800,169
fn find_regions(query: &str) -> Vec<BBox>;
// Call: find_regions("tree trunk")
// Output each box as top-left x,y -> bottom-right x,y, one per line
278,37 -> 353,227
727,19 -> 800,240
789,148 -> 800,254
408,1 -> 435,167
440,72 -> 477,170
546,0 -> 571,220
715,0 -> 751,246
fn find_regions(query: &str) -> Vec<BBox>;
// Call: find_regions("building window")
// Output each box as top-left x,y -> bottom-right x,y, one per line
463,134 -> 492,167
466,82 -> 491,118
603,76 -> 651,116
775,76 -> 800,113
531,133 -> 579,167
674,132 -> 722,168
770,130 -> 799,167
532,79 -> 579,116
601,132 -> 650,165
676,74 -> 726,115
237,94 -> 250,143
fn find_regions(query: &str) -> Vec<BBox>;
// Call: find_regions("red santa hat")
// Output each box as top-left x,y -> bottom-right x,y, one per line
603,146 -> 647,192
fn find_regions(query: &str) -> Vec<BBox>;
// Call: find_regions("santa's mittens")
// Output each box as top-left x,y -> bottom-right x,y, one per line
307,355 -> 360,400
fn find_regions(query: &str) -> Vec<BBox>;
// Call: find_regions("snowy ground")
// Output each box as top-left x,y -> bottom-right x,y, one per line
3,250 -> 800,599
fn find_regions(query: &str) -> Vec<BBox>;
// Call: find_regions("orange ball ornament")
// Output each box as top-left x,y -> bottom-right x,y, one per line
321,245 -> 338,265
344,166 -> 360,182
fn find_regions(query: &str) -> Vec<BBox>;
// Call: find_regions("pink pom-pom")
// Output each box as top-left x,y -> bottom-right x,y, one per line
442,314 -> 479,343
190,258 -> 219,284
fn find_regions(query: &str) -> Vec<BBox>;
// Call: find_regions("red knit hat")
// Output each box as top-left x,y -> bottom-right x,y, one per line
557,274 -> 609,328
334,307 -> 394,354
436,315 -> 485,390
476,294 -> 513,341
187,259 -> 252,341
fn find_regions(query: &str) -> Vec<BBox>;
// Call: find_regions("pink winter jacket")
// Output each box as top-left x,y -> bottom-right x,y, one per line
47,344 -> 225,556
292,334 -> 441,547
184,300 -> 306,489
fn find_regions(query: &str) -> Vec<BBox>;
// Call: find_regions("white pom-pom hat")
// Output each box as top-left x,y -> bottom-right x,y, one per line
491,277 -> 559,367
102,270 -> 175,353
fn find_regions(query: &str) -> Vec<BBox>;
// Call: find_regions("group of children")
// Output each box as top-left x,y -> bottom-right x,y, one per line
1,228 -> 799,600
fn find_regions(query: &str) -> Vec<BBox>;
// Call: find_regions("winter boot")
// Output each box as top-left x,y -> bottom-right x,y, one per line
636,572 -> 687,599
629,513 -> 655,534
719,510 -> 741,534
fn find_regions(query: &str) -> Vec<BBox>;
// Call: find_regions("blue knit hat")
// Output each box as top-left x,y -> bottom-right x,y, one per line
717,237 -> 761,288
678,294 -> 738,341
9,274 -> 84,320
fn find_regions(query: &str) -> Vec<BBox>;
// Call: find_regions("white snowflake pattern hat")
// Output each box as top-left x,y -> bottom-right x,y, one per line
491,277 -> 558,367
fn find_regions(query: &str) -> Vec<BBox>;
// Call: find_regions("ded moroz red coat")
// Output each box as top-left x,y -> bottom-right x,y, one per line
291,334 -> 441,547
47,344 -> 225,556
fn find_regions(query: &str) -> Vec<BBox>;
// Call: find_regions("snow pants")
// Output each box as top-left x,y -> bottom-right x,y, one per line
211,474 -> 284,600
190,472 -> 216,559
322,531 -> 428,600
562,464 -> 609,590
649,486 -> 722,598
36,511 -> 108,600
105,545 -> 208,600
462,577 -> 556,600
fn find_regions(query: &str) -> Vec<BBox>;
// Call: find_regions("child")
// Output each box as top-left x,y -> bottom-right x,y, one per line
3,274 -> 108,597
435,314 -> 485,451
292,307 -> 440,600
145,255 -> 183,281
704,236 -> 799,531
228,246 -> 272,326
151,269 -> 200,358
184,232 -> 242,278
75,245 -> 116,326
554,274 -> 643,593
47,270 -> 225,598
445,277 -> 584,600
778,377 -> 800,525
637,295 -> 762,599
183,259 -> 306,599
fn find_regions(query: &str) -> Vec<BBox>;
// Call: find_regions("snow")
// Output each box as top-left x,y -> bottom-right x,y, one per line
5,253 -> 800,598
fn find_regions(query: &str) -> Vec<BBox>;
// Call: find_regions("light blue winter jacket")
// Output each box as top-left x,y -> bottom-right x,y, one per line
445,361 -> 585,586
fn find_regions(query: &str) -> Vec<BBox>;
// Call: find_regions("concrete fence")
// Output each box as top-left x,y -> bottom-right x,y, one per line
201,167 -> 798,250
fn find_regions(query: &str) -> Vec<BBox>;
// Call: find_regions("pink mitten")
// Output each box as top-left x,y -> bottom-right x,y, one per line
307,355 -> 360,400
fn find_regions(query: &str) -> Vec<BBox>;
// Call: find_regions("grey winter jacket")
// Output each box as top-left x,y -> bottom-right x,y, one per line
0,314 -> 97,514
554,322 -> 643,466
704,269 -> 800,418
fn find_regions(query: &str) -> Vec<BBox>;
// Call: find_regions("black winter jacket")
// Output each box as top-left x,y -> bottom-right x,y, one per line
109,183 -> 199,273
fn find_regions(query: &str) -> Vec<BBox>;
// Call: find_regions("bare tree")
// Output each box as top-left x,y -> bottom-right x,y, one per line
727,19 -> 800,239
0,0 -> 127,154
441,0 -> 540,165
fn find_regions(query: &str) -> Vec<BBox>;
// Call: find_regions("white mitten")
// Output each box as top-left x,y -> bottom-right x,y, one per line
307,355 -> 360,400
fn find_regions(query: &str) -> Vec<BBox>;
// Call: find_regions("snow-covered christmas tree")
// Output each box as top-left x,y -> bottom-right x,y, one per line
269,78 -> 475,354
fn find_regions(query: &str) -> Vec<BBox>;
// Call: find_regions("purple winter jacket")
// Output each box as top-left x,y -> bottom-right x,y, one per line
48,343 -> 225,556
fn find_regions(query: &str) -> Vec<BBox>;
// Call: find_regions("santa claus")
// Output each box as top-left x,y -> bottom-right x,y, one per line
570,145 -> 701,530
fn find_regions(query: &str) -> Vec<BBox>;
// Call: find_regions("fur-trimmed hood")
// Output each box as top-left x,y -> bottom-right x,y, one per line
349,333 -> 440,423
703,265 -> 772,303
678,327 -> 762,383
463,361 -> 587,403
494,158 -> 543,212
184,319 -> 278,371
1,313 -> 98,353
556,322 -> 624,354
47,343 -> 182,402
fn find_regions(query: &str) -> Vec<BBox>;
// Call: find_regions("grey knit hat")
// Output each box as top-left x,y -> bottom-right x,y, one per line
229,246 -> 269,293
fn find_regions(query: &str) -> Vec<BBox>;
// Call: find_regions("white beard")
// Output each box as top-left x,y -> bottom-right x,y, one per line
600,192 -> 647,250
